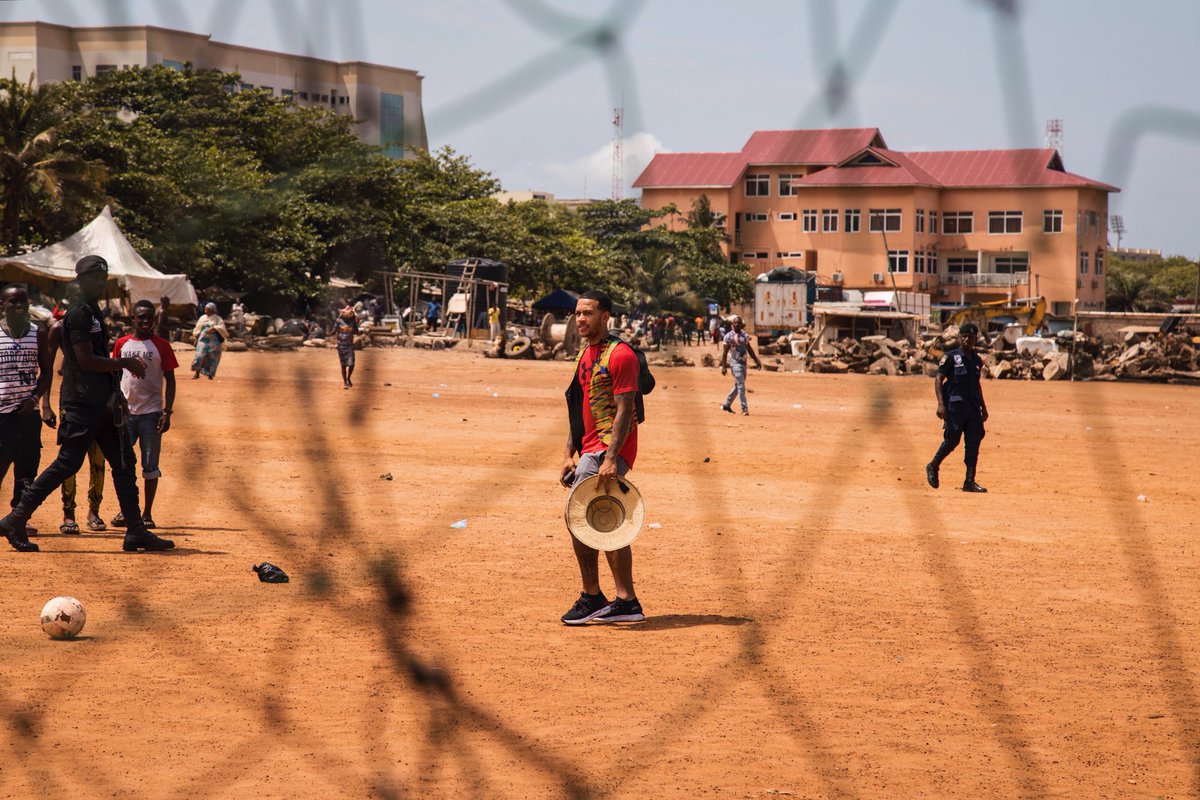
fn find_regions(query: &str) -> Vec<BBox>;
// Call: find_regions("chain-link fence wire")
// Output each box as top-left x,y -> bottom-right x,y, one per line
2,1 -> 1198,797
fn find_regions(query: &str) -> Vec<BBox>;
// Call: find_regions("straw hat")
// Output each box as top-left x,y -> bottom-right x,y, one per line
564,474 -> 646,551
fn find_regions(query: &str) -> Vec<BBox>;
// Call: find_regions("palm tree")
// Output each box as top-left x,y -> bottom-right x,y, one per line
0,72 -> 104,253
620,248 -> 698,314
1105,267 -> 1168,312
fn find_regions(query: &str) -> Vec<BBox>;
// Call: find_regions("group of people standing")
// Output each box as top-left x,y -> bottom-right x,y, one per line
1,255 -> 177,553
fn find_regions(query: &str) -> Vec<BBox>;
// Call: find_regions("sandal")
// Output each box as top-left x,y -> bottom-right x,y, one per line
141,516 -> 156,530
60,521 -> 81,535
86,514 -> 106,532
111,512 -> 127,528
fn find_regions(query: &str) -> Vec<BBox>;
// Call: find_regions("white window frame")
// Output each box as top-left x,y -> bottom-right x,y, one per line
1095,250 -> 1105,276
802,209 -> 818,232
947,257 -> 977,274
929,211 -> 938,235
777,212 -> 797,221
887,250 -> 910,273
868,208 -> 901,233
1043,210 -> 1063,234
914,251 -> 926,274
778,174 -> 800,196
744,174 -> 769,197
1079,251 -> 1089,274
993,255 -> 1029,274
821,209 -> 838,233
915,209 -> 925,234
845,209 -> 861,233
988,210 -> 1022,235
744,212 -> 768,222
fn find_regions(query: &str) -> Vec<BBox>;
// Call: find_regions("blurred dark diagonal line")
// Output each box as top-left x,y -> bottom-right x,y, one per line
985,2 -> 1037,148
793,0 -> 899,127
1101,106 -> 1200,201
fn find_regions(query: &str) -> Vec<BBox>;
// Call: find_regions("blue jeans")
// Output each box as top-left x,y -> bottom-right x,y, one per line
724,361 -> 748,413
126,412 -> 163,479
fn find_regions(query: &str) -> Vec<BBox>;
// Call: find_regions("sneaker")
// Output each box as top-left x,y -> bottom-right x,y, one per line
592,596 -> 645,623
561,592 -> 610,625
925,463 -> 939,489
741,411 -> 749,416
720,404 -> 733,414
110,512 -> 127,528
962,480 -> 988,493
1,517 -> 38,552
122,531 -> 176,552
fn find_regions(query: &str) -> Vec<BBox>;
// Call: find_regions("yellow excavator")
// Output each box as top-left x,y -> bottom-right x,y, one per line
945,296 -> 1047,336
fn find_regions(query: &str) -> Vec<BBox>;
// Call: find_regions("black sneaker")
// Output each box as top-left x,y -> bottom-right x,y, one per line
925,462 -> 939,489
561,592 -> 610,625
1,517 -> 38,552
720,404 -> 733,414
123,531 -> 176,552
593,596 -> 644,623
962,480 -> 988,493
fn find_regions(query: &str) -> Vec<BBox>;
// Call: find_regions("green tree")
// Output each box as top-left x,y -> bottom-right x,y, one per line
0,72 -> 104,253
1105,260 -> 1169,311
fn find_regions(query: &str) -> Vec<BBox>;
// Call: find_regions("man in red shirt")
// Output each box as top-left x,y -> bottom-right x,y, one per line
559,290 -> 644,625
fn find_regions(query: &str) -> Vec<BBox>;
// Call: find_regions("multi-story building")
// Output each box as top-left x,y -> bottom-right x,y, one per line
0,21 -> 427,157
634,128 -> 1118,316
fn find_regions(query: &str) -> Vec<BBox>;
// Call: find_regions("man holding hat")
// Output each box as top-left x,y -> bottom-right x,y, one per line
0,255 -> 175,552
559,289 -> 644,625
926,322 -> 989,493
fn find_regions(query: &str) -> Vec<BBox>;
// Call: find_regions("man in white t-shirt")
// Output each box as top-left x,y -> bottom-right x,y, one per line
111,300 -> 178,529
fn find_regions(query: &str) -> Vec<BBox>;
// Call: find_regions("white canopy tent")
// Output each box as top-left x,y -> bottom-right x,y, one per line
0,206 -> 198,306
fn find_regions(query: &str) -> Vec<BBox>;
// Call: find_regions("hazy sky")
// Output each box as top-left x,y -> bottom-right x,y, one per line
3,0 -> 1198,257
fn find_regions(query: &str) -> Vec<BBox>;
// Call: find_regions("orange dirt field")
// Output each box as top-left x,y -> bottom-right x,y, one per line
2,344 -> 1199,799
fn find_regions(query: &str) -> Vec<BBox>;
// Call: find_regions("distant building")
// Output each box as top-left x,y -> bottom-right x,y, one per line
0,20 -> 427,157
634,128 -> 1119,316
1111,247 -> 1163,264
492,190 -> 603,212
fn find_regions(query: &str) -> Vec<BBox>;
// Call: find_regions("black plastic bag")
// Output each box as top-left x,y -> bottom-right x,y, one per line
252,562 -> 289,583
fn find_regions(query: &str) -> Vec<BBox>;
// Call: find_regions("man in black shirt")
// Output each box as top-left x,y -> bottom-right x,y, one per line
1,255 -> 175,552
926,322 -> 989,493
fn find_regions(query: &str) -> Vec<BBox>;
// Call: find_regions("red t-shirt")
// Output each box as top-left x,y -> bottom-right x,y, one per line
578,340 -> 638,467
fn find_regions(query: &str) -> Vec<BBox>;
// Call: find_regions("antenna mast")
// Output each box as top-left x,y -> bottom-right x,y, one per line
1045,118 -> 1063,152
611,106 -> 624,201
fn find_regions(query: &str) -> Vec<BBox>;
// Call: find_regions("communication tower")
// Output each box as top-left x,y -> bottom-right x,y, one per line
1045,119 -> 1063,152
611,107 -> 623,201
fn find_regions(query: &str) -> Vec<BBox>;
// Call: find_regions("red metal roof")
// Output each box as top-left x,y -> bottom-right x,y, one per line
905,149 -> 1118,190
741,128 -> 885,164
632,152 -> 747,188
797,148 -> 942,188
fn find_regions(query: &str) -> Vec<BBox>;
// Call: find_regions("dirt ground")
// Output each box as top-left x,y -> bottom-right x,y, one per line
2,342 -> 1199,799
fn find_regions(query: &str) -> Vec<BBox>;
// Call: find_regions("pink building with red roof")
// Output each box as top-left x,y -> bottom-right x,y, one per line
634,128 -> 1118,316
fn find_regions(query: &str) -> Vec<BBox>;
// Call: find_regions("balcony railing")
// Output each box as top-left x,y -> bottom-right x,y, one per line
940,272 -> 1029,287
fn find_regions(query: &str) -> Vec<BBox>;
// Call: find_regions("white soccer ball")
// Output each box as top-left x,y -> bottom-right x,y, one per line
40,596 -> 86,640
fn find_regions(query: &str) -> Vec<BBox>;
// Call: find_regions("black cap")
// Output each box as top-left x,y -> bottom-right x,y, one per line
75,255 -> 108,276
959,322 -> 980,336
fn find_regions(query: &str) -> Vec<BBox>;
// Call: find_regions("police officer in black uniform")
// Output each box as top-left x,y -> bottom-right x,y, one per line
926,322 -> 989,493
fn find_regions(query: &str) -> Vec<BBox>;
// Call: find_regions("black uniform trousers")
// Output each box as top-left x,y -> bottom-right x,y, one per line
5,403 -> 146,534
0,410 -> 41,510
933,401 -> 986,471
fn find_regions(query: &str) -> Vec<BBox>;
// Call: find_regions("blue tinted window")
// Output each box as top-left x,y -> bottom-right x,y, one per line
381,92 -> 405,158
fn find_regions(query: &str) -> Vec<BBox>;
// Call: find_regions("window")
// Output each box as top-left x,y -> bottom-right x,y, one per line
95,64 -> 117,77
299,91 -> 309,100
778,174 -> 800,196
1095,250 -> 1105,276
744,174 -> 769,196
381,92 -> 406,157
845,209 -> 861,233
915,251 -> 925,273
942,212 -> 973,234
915,209 -> 925,234
1079,252 -> 1089,274
926,250 -> 937,273
1087,211 -> 1099,235
71,65 -> 82,81
239,82 -> 253,91
929,211 -> 938,234
802,209 -> 818,232
822,209 -> 838,232
947,257 -> 977,274
993,255 -> 1029,274
868,208 -> 901,232
744,212 -> 768,222
281,89 -> 294,98
163,59 -> 184,71
887,250 -> 910,273
1043,210 -> 1063,233
261,86 -> 274,95
777,252 -> 806,259
741,252 -> 768,260
777,212 -> 796,221
988,210 -> 1022,234
320,94 -> 329,102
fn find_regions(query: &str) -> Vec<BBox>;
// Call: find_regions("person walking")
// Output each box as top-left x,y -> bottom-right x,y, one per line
720,316 -> 762,416
425,299 -> 441,332
191,302 -> 227,380
45,288 -> 107,534
926,322 -> 989,493
0,285 -> 53,541
559,290 -> 645,625
335,306 -> 358,388
111,300 -> 178,529
0,255 -> 174,552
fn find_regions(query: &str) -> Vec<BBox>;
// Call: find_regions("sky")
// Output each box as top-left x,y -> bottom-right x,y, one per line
3,0 -> 1199,257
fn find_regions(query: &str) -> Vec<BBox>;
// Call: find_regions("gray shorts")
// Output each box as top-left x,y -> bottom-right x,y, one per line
572,451 -> 630,488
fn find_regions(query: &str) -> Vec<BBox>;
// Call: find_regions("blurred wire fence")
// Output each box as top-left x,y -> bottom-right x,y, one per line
2,1 -> 1198,798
